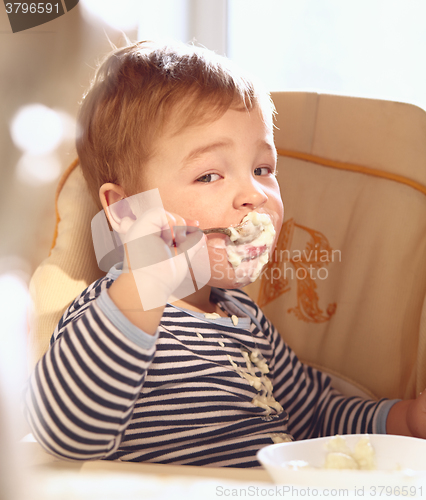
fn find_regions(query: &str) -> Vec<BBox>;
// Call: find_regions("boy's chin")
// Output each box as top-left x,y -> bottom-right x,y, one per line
206,235 -> 274,290
207,261 -> 266,290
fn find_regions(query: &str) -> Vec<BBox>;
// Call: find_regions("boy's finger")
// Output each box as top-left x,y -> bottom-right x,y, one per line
176,228 -> 204,254
125,232 -> 174,270
161,227 -> 174,247
184,219 -> 199,229
173,226 -> 187,246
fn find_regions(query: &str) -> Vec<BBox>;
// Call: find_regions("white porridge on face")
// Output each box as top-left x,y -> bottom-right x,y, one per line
225,212 -> 276,284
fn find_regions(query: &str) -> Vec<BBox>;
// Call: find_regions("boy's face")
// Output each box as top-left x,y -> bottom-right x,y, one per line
140,106 -> 284,289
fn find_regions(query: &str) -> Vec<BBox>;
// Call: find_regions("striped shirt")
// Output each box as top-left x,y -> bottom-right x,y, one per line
24,265 -> 393,468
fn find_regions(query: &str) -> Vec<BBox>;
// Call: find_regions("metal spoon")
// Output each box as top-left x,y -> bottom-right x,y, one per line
202,220 -> 262,245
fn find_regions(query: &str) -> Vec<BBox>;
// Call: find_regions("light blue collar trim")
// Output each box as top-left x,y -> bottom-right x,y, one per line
106,264 -> 260,331
169,303 -> 251,330
212,288 -> 263,332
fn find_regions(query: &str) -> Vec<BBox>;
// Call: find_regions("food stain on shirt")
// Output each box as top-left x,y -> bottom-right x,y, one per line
226,348 -> 283,416
204,312 -> 221,319
269,432 -> 292,444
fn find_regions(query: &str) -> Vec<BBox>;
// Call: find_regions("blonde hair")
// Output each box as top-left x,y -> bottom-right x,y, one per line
76,40 -> 274,208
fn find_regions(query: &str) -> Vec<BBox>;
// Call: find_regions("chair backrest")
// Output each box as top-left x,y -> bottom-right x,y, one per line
245,92 -> 426,400
29,92 -> 426,401
28,159 -> 103,366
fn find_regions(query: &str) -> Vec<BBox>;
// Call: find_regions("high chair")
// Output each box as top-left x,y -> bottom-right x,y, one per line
29,92 -> 426,402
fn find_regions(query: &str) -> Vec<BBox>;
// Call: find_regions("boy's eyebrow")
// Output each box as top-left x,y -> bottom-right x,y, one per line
181,139 -> 276,169
181,140 -> 232,167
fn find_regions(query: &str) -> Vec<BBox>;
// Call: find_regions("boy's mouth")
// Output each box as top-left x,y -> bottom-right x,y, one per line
205,211 -> 276,285
242,244 -> 268,261
227,211 -> 275,245
221,212 -> 276,285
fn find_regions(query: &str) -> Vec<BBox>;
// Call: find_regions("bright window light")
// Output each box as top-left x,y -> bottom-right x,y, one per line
228,0 -> 426,111
136,0 -> 189,43
10,104 -> 64,155
15,152 -> 62,185
80,0 -> 190,41
80,0 -> 141,32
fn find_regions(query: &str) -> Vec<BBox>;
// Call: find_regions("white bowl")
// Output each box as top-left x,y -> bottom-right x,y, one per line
257,434 -> 426,490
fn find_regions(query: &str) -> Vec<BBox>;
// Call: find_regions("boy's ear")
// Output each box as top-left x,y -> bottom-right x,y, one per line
99,183 -> 136,234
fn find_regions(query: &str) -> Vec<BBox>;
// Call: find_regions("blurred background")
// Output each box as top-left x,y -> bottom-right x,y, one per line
1,0 -> 426,416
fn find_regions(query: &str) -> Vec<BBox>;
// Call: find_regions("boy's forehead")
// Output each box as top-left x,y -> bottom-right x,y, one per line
132,105 -> 276,194
150,106 -> 275,167
164,102 -> 274,139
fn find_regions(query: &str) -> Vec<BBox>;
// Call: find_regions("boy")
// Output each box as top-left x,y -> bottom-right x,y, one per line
24,41 -> 426,468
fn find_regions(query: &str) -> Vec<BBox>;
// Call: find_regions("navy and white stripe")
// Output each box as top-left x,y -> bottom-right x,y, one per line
24,273 -> 391,468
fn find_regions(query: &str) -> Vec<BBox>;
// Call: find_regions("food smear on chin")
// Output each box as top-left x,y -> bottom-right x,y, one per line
225,212 -> 276,284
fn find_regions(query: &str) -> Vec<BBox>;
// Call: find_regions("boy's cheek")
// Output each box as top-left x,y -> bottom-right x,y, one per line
206,246 -> 235,285
208,246 -> 230,271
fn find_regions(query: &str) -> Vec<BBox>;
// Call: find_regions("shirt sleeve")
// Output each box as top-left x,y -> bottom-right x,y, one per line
264,315 -> 394,440
23,278 -> 158,461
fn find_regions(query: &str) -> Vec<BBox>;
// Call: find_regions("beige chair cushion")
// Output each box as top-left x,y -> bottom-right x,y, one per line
28,160 -> 103,368
246,92 -> 426,400
29,93 -> 426,402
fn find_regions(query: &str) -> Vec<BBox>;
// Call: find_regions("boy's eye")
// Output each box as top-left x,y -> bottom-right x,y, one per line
254,166 -> 273,176
196,173 -> 221,183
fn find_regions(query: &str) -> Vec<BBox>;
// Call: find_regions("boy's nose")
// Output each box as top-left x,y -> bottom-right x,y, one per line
233,181 -> 268,211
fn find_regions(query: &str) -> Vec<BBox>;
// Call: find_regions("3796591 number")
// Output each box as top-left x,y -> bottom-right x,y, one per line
369,485 -> 423,496
5,3 -> 60,14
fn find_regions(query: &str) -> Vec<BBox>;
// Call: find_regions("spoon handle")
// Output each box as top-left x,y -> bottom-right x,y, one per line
202,227 -> 232,237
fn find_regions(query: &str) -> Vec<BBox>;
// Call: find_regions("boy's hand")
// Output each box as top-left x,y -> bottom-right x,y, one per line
387,390 -> 426,438
122,208 -> 204,311
107,207 -> 207,335
406,390 -> 426,438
